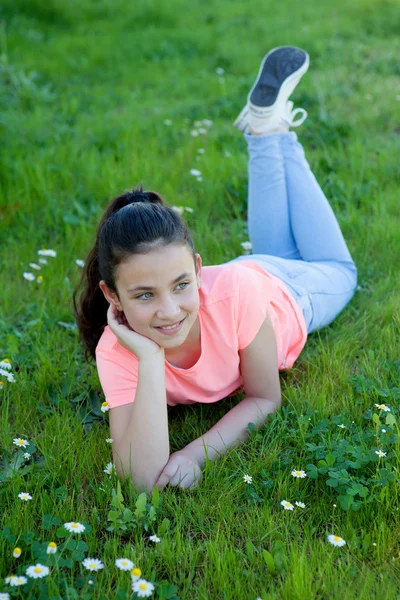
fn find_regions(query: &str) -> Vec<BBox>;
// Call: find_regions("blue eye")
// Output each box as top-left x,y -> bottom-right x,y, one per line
136,281 -> 189,301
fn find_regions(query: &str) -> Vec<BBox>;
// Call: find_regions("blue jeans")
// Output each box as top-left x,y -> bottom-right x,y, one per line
226,131 -> 357,333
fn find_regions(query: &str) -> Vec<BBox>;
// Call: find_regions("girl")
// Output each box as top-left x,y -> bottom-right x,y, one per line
73,46 -> 357,493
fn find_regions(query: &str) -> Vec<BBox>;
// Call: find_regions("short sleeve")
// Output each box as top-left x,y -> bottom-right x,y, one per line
234,264 -> 271,350
95,348 -> 139,410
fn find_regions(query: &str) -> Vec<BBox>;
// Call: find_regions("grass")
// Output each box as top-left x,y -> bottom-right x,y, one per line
0,0 -> 400,597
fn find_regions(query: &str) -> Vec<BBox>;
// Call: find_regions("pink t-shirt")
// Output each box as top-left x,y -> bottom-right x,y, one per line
95,260 -> 307,410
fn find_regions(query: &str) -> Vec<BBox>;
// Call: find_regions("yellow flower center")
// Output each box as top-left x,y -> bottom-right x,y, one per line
37,276 -> 43,281
4,359 -> 9,363
334,536 -> 341,542
34,567 -> 42,573
122,561 -> 128,565
17,441 -> 24,445
72,523 -> 78,528
90,563 -> 96,568
102,402 -> 108,407
132,568 -> 141,576
14,547 -> 21,553
296,471 -> 302,475
49,542 -> 57,547
140,584 -> 147,590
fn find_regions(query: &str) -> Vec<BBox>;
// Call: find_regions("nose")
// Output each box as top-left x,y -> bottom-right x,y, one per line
156,294 -> 182,320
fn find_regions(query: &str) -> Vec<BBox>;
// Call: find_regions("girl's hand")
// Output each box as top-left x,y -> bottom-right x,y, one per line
106,303 -> 164,361
155,451 -> 203,491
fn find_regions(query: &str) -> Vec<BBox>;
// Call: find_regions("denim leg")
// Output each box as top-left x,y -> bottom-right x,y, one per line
245,130 -> 300,259
226,131 -> 358,333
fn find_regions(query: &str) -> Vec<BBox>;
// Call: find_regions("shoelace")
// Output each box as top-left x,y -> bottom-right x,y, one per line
281,101 -> 308,127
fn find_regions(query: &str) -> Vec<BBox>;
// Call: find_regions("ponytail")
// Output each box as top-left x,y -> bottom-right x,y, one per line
73,186 -> 196,362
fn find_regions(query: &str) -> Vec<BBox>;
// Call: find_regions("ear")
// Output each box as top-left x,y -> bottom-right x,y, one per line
195,253 -> 202,287
99,280 -> 123,310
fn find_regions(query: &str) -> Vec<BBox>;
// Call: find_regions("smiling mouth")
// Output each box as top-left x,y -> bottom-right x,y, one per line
155,318 -> 185,328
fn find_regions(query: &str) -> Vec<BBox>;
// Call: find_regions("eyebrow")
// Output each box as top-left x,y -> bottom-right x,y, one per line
127,272 -> 192,293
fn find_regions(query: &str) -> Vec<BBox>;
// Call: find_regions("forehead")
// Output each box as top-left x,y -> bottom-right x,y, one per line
116,244 -> 195,289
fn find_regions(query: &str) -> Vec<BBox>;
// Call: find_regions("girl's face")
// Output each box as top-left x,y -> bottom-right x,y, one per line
100,244 -> 202,350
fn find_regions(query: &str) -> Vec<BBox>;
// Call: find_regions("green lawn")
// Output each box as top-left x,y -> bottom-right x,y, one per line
1,0 -> 400,598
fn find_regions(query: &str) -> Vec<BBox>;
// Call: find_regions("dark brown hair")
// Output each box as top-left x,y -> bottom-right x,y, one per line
73,186 -> 197,362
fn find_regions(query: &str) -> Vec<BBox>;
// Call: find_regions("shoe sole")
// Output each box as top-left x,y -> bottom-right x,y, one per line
234,46 -> 309,132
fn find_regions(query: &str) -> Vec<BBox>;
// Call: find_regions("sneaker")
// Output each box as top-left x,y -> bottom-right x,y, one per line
233,46 -> 309,134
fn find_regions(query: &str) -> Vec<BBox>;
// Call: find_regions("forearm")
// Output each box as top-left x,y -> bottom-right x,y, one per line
113,354 -> 170,493
181,396 -> 280,468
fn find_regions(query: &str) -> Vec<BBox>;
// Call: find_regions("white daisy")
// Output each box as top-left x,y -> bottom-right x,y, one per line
47,542 -> 57,554
171,206 -> 184,215
190,169 -> 201,177
105,438 -> 113,444
0,592 -> 10,599
197,148 -> 205,154
0,359 -> 11,370
131,567 -> 142,581
13,438 -> 28,448
104,462 -> 114,475
8,575 -> 27,586
196,176 -> 203,182
63,521 -> 85,534
381,429 -> 387,433
37,249 -> 56,257
374,404 -> 390,412
0,381 -> 3,389
184,206 -> 194,213
13,548 -> 21,558
201,119 -> 213,127
243,474 -> 252,484
26,564 -> 49,578
6,372 -> 15,383
22,452 -> 30,459
82,558 -> 104,571
198,127 -> 207,134
149,535 -> 160,543
18,492 -> 32,501
75,259 -> 85,268
291,470 -> 307,478
240,241 -> 252,251
101,402 -> 109,413
327,534 -> 346,547
29,263 -> 41,270
375,450 -> 386,458
216,67 -> 225,75
190,130 -> 199,137
280,500 -> 294,511
132,578 -> 155,597
295,501 -> 306,508
115,558 -> 134,571
23,272 -> 35,281
337,424 -> 346,429
38,258 -> 48,264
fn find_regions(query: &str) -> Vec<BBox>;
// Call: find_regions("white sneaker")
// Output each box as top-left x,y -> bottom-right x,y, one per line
233,46 -> 309,134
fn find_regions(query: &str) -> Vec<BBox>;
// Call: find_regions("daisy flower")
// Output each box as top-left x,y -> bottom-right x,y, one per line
197,148 -> 205,154
0,359 -> 11,370
132,578 -> 155,597
131,567 -> 142,581
23,452 -> 30,459
0,592 -> 10,599
190,169 -> 201,177
37,276 -> 43,284
104,462 -> 114,475
381,429 -> 387,433
337,424 -> 346,429
280,500 -> 294,511
171,206 -> 184,215
82,558 -> 104,571
101,402 -> 109,413
190,130 -> 199,137
38,258 -> 48,265
0,382 -> 4,389
37,249 -> 56,257
291,470 -> 307,478
13,548 -> 21,558
13,438 -> 29,448
6,372 -> 15,383
243,474 -> 253,484
8,575 -> 27,586
115,558 -> 134,571
47,542 -> 57,554
23,272 -> 35,281
75,259 -> 85,268
105,438 -> 113,444
295,501 -> 306,508
149,535 -> 160,543
26,564 -> 49,579
198,127 -> 207,134
240,241 -> 252,251
184,206 -> 194,213
63,521 -> 85,534
327,534 -> 346,547
375,404 -> 390,412
18,492 -> 32,501
29,263 -> 41,270
375,450 -> 387,458
216,67 -> 225,75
